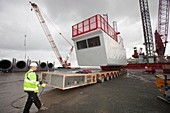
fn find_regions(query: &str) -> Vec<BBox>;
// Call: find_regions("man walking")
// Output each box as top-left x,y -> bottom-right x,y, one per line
23,62 -> 46,113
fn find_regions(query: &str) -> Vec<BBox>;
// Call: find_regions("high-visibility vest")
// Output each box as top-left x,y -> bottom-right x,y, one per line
24,69 -> 40,93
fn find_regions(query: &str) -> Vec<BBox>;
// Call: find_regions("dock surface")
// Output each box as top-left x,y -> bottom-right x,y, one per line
0,69 -> 170,113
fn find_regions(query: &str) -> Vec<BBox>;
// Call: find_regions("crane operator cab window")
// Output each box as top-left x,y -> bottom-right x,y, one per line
76,36 -> 101,50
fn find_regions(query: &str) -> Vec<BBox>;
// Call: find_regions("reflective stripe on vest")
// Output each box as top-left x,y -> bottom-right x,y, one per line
24,78 -> 36,83
24,87 -> 38,91
36,81 -> 39,86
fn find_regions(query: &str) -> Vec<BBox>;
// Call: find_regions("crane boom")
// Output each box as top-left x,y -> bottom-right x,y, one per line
155,0 -> 170,62
139,0 -> 155,63
156,0 -> 169,53
30,2 -> 72,67
158,0 -> 169,48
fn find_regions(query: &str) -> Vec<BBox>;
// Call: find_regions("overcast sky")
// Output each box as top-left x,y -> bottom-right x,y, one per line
0,0 -> 169,66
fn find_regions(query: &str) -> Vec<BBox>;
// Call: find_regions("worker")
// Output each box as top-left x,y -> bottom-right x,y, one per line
23,62 -> 46,113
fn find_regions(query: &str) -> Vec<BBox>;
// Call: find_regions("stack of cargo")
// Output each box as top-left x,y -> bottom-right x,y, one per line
0,59 -> 13,72
38,61 -> 47,71
163,64 -> 170,74
0,58 -> 55,72
13,58 -> 29,72
38,61 -> 55,71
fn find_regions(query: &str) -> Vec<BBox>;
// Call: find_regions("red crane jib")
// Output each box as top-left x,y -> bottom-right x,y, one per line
154,30 -> 165,56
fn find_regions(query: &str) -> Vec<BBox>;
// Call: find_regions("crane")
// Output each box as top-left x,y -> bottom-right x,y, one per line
139,0 -> 170,63
155,0 -> 170,62
139,0 -> 155,63
29,2 -> 74,67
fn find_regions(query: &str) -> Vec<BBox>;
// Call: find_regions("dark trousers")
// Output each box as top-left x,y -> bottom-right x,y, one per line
23,91 -> 41,113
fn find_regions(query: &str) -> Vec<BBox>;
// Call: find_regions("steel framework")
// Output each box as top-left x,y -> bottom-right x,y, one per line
157,0 -> 170,54
139,0 -> 155,59
30,2 -> 73,67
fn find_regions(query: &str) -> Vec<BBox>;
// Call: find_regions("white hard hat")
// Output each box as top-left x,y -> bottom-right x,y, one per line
30,62 -> 38,67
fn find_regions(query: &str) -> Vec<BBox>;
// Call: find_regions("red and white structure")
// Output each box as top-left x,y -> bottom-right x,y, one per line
72,14 -> 127,66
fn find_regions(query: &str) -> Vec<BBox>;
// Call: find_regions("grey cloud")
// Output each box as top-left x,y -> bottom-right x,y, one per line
0,0 -> 169,62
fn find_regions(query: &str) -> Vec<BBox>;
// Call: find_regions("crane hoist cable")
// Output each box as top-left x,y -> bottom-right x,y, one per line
40,10 -> 74,65
39,9 -> 74,64
39,7 -> 73,47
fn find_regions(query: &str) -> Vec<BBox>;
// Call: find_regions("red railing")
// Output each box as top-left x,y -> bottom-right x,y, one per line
72,14 -> 118,42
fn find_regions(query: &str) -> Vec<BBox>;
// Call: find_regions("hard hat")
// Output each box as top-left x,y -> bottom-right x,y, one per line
30,62 -> 38,67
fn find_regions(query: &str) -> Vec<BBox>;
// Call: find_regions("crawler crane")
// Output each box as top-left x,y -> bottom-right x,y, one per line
30,2 -> 74,67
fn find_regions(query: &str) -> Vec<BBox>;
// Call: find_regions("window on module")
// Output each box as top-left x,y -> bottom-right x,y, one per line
87,36 -> 100,47
77,40 -> 87,50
